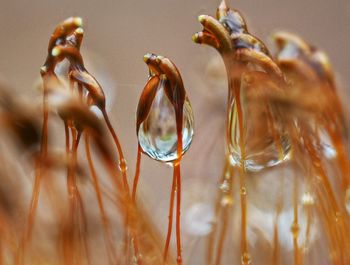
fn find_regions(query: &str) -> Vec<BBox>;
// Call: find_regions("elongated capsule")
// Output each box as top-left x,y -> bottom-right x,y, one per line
136,54 -> 194,162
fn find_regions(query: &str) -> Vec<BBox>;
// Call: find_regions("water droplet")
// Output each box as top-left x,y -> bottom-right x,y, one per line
118,158 -> 128,173
240,187 -> 247,195
302,192 -> 315,206
241,252 -> 251,265
228,75 -> 291,172
291,222 -> 300,238
133,254 -> 142,265
219,180 -> 230,192
138,80 -> 194,162
221,195 -> 234,207
177,255 -> 182,263
335,211 -> 342,223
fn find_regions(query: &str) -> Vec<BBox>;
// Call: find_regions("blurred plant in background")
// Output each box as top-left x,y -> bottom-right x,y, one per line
0,1 -> 349,265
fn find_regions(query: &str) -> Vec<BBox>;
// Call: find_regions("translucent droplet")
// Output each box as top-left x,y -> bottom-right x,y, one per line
291,222 -> 300,238
302,192 -> 315,206
335,211 -> 342,223
228,74 -> 291,172
133,254 -> 142,265
138,81 -> 194,162
241,252 -> 251,265
220,195 -> 234,207
177,255 -> 182,263
118,158 -> 128,173
240,187 -> 247,195
219,180 -> 230,192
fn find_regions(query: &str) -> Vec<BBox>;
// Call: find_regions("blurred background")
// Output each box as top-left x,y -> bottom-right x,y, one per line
0,0 -> 349,264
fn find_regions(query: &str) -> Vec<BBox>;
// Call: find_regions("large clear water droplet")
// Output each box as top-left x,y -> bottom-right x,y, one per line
137,82 -> 194,162
228,73 -> 291,171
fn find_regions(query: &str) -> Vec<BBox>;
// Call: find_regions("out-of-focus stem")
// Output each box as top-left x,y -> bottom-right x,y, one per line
292,173 -> 301,265
206,159 -> 231,265
85,134 -> 116,265
214,167 -> 233,265
233,77 -> 250,265
102,109 -> 130,194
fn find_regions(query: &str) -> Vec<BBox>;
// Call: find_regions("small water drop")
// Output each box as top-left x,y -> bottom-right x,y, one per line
302,192 -> 315,206
228,74 -> 291,172
219,180 -> 230,192
240,187 -> 247,195
133,254 -> 142,265
118,158 -> 128,173
241,252 -> 251,265
335,211 -> 342,223
291,222 -> 300,238
177,255 -> 182,263
221,195 -> 234,207
138,80 -> 194,162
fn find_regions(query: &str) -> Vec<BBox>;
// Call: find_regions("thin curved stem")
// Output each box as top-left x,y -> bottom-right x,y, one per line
164,172 -> 177,263
131,144 -> 143,265
206,160 -> 230,265
214,165 -> 234,265
102,109 -> 130,194
64,132 -> 92,265
232,77 -> 250,264
292,173 -> 301,265
85,134 -> 116,265
132,144 -> 142,203
15,82 -> 50,265
175,164 -> 182,265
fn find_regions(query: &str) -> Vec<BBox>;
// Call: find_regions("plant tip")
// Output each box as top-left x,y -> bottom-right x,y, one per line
74,17 -> 83,27
51,47 -> 61,57
198,15 -> 206,24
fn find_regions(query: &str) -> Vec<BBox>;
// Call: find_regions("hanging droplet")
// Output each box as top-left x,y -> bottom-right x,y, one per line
241,252 -> 251,265
240,187 -> 247,195
118,158 -> 128,173
302,192 -> 315,206
219,180 -> 230,193
220,195 -> 234,207
290,222 -> 300,238
137,79 -> 194,162
133,254 -> 142,265
228,72 -> 291,171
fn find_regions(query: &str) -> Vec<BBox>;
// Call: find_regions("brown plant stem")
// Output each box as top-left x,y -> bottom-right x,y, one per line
85,133 -> 116,265
215,165 -> 233,265
164,171 -> 177,263
175,163 -> 182,265
102,109 -> 130,194
132,144 -> 142,203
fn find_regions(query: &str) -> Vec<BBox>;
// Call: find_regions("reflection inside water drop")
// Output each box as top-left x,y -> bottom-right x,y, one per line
138,81 -> 194,162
